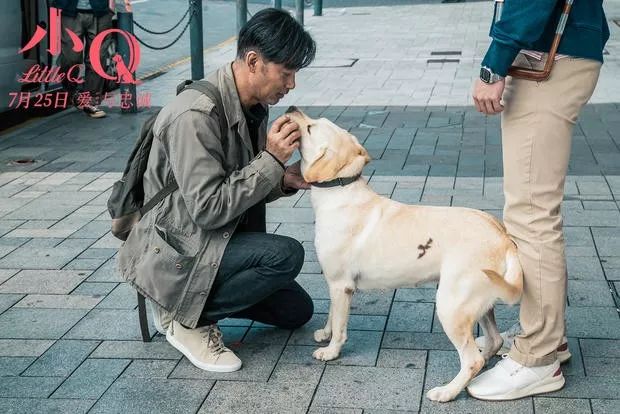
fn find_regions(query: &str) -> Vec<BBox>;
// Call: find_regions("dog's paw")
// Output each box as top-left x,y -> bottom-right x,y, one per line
426,386 -> 457,403
314,329 -> 331,343
312,346 -> 339,361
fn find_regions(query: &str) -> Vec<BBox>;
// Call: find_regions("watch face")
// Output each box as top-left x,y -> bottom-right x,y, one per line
480,68 -> 491,83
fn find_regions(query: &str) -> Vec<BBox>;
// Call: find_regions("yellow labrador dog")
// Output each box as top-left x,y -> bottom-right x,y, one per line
285,106 -> 523,402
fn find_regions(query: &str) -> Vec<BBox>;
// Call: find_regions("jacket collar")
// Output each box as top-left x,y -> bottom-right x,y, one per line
212,63 -> 268,155
311,175 -> 361,188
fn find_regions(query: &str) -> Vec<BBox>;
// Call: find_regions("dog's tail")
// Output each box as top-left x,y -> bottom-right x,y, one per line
482,244 -> 523,305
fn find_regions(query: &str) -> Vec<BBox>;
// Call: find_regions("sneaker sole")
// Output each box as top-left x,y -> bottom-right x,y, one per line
166,331 -> 242,373
468,372 -> 565,401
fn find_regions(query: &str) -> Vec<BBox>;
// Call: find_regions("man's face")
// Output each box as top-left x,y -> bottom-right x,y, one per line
253,58 -> 296,105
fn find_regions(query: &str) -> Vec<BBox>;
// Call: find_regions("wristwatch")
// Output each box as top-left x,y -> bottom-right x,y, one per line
480,66 -> 504,84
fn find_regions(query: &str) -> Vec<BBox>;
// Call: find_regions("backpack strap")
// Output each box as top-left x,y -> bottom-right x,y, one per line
139,180 -> 178,216
182,80 -> 228,137
139,80 -> 229,218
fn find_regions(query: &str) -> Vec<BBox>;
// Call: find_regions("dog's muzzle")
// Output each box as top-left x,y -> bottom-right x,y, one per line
285,105 -> 299,114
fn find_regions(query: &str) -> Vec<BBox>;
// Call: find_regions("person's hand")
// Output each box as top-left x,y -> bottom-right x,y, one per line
283,160 -> 310,190
473,78 -> 506,115
266,115 -> 301,164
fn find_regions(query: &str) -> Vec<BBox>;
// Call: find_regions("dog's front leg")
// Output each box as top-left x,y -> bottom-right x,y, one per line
314,299 -> 333,343
313,282 -> 354,361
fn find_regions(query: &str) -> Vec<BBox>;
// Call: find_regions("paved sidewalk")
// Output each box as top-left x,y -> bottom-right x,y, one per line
0,2 -> 619,413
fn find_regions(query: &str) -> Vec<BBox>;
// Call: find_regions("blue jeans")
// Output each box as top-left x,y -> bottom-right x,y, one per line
198,232 -> 313,329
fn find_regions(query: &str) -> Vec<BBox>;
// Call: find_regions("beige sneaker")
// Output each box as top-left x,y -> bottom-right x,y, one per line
166,320 -> 242,373
475,322 -> 571,363
150,302 -> 172,335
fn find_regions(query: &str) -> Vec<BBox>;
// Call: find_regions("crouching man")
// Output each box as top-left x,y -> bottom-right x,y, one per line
118,8 -> 316,372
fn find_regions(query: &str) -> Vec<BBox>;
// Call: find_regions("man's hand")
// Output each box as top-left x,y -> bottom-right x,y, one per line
473,78 -> 506,115
267,115 -> 301,164
283,160 -> 310,190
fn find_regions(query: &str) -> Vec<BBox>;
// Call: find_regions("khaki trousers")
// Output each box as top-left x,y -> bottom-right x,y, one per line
502,54 -> 601,367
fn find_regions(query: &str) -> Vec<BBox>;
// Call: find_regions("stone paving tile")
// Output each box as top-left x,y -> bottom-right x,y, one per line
583,356 -> 620,378
71,282 -> 118,297
90,378 -> 213,414
0,246 -> 83,270
120,359 -> 179,379
314,366 -> 424,411
580,339 -> 620,358
566,307 -> 620,339
22,339 -> 99,377
552,375 -> 620,399
91,340 -> 180,360
566,256 -> 607,281
591,399 -> 620,414
0,398 -> 94,414
0,269 -> 19,285
242,327 -> 291,346
51,358 -> 130,400
386,301 -> 434,332
0,294 -> 23,314
14,294 -> 102,309
308,408 -> 363,414
0,308 -> 87,339
568,280 -> 615,307
0,356 -> 36,376
95,283 -> 136,309
0,270 -> 90,294
0,339 -> 55,357
0,376 -> 64,398
382,331 -> 454,351
533,397 -> 592,414
64,309 -> 148,341
87,257 -> 123,282
349,290 -> 394,315
200,362 -> 322,413
376,349 -> 427,370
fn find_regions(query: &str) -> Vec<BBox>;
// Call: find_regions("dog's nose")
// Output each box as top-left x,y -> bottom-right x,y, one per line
285,105 -> 299,114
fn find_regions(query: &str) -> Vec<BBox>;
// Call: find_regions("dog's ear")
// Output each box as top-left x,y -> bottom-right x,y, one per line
357,143 -> 371,164
303,146 -> 341,183
336,142 -> 371,178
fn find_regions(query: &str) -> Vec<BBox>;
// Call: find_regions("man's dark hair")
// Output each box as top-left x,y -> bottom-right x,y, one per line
237,8 -> 316,70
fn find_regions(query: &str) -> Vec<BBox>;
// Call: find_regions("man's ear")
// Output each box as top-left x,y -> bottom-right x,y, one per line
246,51 -> 259,73
303,147 -> 340,183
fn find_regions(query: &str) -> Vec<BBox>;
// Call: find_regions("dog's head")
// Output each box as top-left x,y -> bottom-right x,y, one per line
285,106 -> 371,183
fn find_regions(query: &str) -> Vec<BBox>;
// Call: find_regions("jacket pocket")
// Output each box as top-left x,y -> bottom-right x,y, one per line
134,225 -> 196,310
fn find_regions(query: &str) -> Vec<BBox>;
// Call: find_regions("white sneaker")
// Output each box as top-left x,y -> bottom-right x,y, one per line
166,321 -> 242,373
150,302 -> 172,335
467,354 -> 565,401
475,322 -> 571,363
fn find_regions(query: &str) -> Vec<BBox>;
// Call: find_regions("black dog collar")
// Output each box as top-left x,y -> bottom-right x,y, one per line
310,175 -> 361,188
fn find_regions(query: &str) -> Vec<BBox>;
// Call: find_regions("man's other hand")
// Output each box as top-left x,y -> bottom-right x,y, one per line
267,115 -> 301,164
283,160 -> 310,190
473,78 -> 505,115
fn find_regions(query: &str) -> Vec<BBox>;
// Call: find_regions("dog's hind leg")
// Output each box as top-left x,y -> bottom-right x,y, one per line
426,283 -> 485,402
312,281 -> 354,361
478,307 -> 503,362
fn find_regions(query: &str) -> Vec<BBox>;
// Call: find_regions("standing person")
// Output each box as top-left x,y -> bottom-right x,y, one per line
467,0 -> 609,400
118,8 -> 316,373
54,0 -> 113,118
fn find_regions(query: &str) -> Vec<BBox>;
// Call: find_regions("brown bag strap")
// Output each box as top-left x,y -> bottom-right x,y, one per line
507,0 -> 574,81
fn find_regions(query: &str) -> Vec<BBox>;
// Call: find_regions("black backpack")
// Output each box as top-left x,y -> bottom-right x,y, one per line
108,80 -> 227,241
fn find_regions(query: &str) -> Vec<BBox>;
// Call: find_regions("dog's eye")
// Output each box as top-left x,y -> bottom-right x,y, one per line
307,125 -> 312,134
